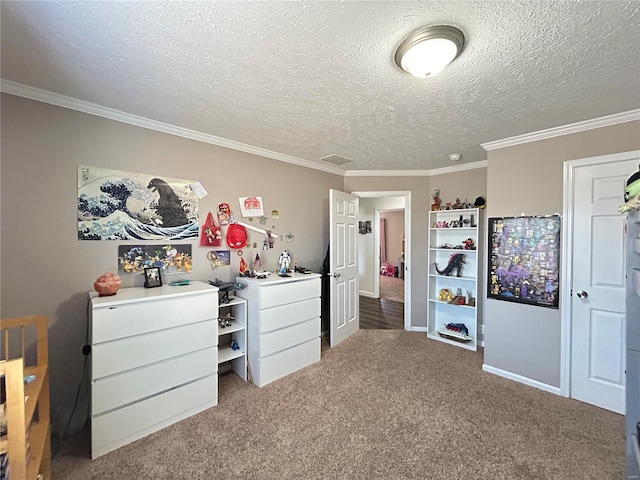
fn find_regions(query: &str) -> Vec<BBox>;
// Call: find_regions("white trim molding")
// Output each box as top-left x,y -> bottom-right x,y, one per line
344,160 -> 488,177
482,364 -> 561,396
481,109 -> 640,151
428,160 -> 488,176
345,169 -> 431,177
1,79 -> 345,176
359,291 -> 377,299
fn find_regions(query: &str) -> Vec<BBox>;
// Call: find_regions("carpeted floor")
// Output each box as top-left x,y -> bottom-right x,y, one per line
379,274 -> 404,302
53,330 -> 624,480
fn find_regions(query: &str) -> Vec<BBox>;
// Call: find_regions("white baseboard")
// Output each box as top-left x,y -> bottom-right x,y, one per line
482,364 -> 561,396
411,326 -> 428,332
359,291 -> 377,298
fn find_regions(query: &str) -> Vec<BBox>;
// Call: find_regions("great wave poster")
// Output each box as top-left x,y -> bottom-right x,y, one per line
77,166 -> 199,240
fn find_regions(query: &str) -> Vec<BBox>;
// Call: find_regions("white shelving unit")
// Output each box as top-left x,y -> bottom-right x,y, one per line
427,208 -> 483,351
218,296 -> 247,381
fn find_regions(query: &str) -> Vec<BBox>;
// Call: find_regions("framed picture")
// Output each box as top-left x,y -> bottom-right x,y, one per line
143,267 -> 162,288
487,215 -> 561,309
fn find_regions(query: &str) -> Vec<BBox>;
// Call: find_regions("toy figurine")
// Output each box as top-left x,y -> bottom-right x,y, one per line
431,189 -> 441,211
619,166 -> 640,213
279,250 -> 291,275
445,323 -> 469,336
230,339 -> 240,351
438,288 -> 454,302
218,313 -> 235,328
434,253 -> 465,276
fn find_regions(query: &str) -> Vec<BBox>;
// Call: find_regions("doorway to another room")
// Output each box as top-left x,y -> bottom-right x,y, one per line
355,193 -> 410,330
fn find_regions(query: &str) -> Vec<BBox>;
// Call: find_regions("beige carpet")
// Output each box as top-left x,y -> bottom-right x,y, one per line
53,330 -> 624,480
379,274 -> 404,302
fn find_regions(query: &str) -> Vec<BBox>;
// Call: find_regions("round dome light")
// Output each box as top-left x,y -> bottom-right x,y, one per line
395,25 -> 465,78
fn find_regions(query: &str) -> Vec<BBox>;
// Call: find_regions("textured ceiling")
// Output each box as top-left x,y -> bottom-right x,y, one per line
1,1 -> 639,172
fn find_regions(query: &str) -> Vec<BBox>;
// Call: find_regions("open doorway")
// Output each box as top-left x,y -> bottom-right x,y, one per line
379,208 -> 405,303
353,191 -> 411,330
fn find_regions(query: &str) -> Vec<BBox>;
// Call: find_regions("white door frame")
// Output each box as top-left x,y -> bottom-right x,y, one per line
560,149 -> 640,397
352,191 -> 411,331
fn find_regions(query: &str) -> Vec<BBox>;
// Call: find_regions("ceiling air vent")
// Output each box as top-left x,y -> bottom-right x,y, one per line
321,154 -> 352,165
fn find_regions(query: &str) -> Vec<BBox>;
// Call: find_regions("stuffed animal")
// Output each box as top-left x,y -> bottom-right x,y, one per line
619,166 -> 640,213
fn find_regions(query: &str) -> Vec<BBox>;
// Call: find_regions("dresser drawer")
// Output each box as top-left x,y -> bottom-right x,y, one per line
259,278 -> 320,309
92,293 -> 218,344
259,317 -> 319,356
259,298 -> 320,333
92,374 -> 217,458
92,346 -> 217,416
92,320 -> 217,379
258,338 -> 320,386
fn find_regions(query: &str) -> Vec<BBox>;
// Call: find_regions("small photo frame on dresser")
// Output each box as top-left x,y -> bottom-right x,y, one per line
143,267 -> 162,288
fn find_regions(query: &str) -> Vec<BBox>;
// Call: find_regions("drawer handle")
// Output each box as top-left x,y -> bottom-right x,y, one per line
109,307 -> 118,310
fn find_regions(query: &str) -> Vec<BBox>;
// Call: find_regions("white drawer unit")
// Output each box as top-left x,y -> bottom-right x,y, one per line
237,273 -> 322,387
89,281 -> 219,459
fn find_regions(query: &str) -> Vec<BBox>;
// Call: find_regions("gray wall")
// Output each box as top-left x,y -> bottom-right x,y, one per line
380,210 -> 404,267
484,120 -> 640,387
0,93 -> 343,431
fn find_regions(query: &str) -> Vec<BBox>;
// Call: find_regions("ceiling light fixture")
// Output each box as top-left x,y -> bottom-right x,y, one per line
394,25 -> 465,78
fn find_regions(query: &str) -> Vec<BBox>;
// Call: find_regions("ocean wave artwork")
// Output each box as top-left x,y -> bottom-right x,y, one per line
78,165 -> 199,240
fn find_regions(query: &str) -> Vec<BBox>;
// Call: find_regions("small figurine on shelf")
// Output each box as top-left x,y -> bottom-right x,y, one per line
467,290 -> 476,307
438,288 -> 454,302
445,323 -> 469,336
279,250 -> 291,276
230,339 -> 240,351
431,189 -> 441,211
462,238 -> 475,250
434,253 -> 465,276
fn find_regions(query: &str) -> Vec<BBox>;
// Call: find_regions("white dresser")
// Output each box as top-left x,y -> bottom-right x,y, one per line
236,273 -> 321,387
89,281 -> 219,459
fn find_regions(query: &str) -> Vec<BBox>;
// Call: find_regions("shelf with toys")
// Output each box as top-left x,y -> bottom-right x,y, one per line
217,296 -> 247,381
427,207 -> 484,351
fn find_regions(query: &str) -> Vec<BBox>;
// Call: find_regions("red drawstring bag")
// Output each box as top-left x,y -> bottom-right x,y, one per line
227,223 -> 247,249
200,212 -> 222,247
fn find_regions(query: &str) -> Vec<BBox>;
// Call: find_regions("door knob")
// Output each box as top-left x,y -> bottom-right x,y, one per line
333,273 -> 341,278
576,290 -> 588,299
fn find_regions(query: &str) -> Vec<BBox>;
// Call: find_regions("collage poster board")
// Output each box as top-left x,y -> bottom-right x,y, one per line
487,215 -> 561,309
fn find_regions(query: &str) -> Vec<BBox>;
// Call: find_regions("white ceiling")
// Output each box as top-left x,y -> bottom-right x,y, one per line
1,1 -> 639,173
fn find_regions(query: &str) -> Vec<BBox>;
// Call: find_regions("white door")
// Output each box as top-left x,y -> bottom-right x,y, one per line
329,189 -> 359,347
571,158 -> 637,414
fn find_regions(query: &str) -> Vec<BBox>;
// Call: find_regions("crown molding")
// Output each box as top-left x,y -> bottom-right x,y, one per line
481,109 -> 640,151
344,169 -> 430,177
428,160 -> 488,176
0,79 -> 346,176
344,160 -> 487,177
